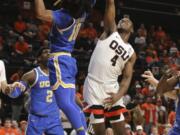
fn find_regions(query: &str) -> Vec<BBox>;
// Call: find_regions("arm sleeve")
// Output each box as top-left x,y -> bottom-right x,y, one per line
8,87 -> 22,98
0,61 -> 6,82
8,81 -> 28,98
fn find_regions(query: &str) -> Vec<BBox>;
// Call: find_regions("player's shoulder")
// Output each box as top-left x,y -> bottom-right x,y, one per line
22,69 -> 36,80
0,60 -> 4,65
99,31 -> 119,41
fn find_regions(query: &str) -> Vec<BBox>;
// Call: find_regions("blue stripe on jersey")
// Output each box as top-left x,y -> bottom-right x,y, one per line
29,67 -> 59,116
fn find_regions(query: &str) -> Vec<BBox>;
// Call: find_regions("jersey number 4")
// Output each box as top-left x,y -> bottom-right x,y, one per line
109,40 -> 130,66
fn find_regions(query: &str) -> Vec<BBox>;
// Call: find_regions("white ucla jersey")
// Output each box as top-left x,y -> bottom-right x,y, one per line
88,32 -> 134,82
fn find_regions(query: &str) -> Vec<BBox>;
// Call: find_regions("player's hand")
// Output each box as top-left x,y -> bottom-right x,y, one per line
3,84 -> 12,94
104,92 -> 120,110
12,82 -> 26,91
141,70 -> 158,86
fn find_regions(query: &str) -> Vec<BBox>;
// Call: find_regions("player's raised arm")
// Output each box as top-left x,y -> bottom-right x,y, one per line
104,0 -> 117,34
35,0 -> 53,22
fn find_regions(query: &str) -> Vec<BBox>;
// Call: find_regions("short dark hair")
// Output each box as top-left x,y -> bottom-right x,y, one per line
62,0 -> 93,18
36,47 -> 49,58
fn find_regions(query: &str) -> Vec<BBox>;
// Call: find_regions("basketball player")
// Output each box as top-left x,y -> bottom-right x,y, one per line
83,0 -> 136,134
35,0 -> 95,134
0,60 -> 7,91
6,48 -> 64,135
142,69 -> 180,135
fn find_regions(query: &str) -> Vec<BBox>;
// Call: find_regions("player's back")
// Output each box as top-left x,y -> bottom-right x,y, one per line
49,9 -> 86,53
29,67 -> 59,116
88,32 -> 134,82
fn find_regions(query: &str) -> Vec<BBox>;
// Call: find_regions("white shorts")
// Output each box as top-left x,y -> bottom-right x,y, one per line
83,76 -> 125,124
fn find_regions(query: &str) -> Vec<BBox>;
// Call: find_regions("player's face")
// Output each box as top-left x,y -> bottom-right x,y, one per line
119,18 -> 134,33
40,49 -> 50,65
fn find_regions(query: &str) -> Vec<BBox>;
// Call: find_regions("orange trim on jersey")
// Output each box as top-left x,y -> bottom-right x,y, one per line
84,108 -> 104,115
105,109 -> 124,117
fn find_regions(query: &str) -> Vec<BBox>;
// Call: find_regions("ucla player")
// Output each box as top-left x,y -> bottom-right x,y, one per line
83,0 -> 136,135
6,47 -> 64,135
34,0 -> 96,134
142,69 -> 180,135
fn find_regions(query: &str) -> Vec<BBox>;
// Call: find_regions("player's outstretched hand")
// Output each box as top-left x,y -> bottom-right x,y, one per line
4,82 -> 26,95
104,92 -> 120,110
141,70 -> 158,87
11,82 -> 26,91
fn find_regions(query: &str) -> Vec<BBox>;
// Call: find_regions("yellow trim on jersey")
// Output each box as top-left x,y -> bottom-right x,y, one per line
50,52 -> 71,58
56,19 -> 75,33
52,57 -> 75,90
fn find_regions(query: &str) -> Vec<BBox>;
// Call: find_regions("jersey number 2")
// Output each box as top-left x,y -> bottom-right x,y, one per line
46,90 -> 53,103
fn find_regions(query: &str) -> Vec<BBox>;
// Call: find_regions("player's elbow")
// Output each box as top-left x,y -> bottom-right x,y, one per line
36,11 -> 43,20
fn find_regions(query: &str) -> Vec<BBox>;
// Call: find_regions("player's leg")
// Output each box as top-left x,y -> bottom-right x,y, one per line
26,114 -> 44,135
111,120 -> 125,135
45,115 -> 64,135
84,105 -> 106,135
48,56 -> 85,135
92,123 -> 106,135
71,89 -> 87,129
54,87 -> 86,135
105,106 -> 126,135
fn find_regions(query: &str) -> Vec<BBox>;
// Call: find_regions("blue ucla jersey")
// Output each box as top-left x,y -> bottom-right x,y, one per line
29,67 -> 59,116
49,9 -> 86,53
174,81 -> 180,128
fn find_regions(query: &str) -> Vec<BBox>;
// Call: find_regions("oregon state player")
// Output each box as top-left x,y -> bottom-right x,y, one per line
35,0 -> 96,134
6,48 -> 64,135
83,0 -> 136,135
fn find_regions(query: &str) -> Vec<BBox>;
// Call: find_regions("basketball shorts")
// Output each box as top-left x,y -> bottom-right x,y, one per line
48,52 -> 77,90
83,76 -> 125,124
26,114 -> 64,135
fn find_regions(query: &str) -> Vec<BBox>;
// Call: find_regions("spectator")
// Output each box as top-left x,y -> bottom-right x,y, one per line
132,96 -> 145,127
135,125 -> 146,135
125,124 -> 135,135
156,98 -> 167,135
14,36 -> 29,55
23,22 -> 38,43
150,125 -> 159,135
37,21 -> 50,43
141,97 -> 157,134
138,24 -> 147,38
155,26 -> 166,40
19,120 -> 27,135
12,120 -> 20,134
6,30 -> 19,48
134,29 -> 146,51
0,118 -> 20,135
10,67 -> 24,83
14,15 -> 27,34
168,109 -> 176,127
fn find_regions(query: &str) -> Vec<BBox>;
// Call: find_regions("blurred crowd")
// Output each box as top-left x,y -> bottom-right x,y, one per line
0,4 -> 179,135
